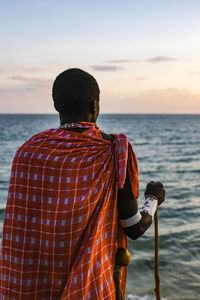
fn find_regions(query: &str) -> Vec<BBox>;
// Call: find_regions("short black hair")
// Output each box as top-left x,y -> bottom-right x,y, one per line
52,68 -> 100,116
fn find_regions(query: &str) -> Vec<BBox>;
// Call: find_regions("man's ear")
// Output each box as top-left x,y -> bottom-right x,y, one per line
89,100 -> 98,114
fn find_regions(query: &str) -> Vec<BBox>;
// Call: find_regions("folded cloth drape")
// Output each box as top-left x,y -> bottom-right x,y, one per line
0,122 -> 139,300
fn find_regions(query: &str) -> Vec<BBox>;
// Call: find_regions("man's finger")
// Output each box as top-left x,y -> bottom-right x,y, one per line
155,182 -> 163,188
147,181 -> 155,186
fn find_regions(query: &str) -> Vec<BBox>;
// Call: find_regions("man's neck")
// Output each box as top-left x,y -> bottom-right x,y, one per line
59,114 -> 95,125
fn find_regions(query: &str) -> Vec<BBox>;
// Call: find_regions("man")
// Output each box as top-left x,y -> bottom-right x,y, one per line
0,68 -> 165,299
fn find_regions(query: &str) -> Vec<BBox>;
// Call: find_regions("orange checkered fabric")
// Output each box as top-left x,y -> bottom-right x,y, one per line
0,122 -> 139,299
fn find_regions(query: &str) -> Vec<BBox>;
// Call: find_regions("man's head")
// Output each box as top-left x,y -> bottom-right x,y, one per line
52,68 -> 100,123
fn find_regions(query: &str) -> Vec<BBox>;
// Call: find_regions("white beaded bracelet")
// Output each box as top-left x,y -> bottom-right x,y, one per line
119,196 -> 158,228
139,196 -> 158,219
120,211 -> 142,228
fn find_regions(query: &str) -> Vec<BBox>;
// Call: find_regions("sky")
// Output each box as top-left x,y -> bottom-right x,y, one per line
0,0 -> 200,114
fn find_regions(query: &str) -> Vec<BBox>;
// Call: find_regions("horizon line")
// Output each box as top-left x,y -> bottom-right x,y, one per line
0,113 -> 200,116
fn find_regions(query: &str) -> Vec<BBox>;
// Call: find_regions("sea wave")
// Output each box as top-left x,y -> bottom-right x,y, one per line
126,294 -> 168,300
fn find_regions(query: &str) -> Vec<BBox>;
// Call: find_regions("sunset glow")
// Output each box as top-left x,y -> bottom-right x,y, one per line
1,0 -> 200,113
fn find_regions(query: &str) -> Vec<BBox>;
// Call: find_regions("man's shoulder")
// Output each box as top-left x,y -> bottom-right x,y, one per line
100,132 -> 129,143
100,131 -> 114,142
16,129 -> 55,151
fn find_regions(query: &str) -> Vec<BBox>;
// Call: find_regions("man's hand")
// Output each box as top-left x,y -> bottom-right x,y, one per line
144,181 -> 165,206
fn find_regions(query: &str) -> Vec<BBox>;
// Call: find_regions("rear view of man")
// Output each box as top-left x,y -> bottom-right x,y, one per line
0,68 -> 165,299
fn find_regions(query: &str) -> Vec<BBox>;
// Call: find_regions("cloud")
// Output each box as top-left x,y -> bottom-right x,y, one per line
20,66 -> 50,72
11,75 -> 40,82
9,75 -> 51,90
0,61 -> 71,77
0,65 -> 52,74
135,77 -> 148,81
188,71 -> 200,76
102,56 -> 177,65
147,56 -> 177,62
92,65 -> 124,71
104,59 -> 139,63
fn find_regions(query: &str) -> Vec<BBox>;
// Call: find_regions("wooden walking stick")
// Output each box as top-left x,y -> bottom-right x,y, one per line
113,248 -> 131,300
154,210 -> 161,300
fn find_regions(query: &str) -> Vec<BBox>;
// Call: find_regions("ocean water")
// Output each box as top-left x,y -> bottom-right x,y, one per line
0,114 -> 199,300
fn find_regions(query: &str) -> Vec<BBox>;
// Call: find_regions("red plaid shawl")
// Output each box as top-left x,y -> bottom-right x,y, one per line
0,122 -> 139,299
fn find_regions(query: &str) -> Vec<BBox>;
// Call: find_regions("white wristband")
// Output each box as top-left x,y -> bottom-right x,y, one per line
120,211 -> 142,227
140,196 -> 158,219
